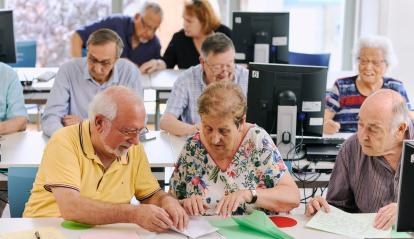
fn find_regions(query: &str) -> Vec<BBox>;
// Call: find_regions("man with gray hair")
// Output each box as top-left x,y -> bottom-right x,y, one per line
306,89 -> 414,230
71,1 -> 163,70
42,28 -> 143,137
26,86 -> 189,232
160,32 -> 248,136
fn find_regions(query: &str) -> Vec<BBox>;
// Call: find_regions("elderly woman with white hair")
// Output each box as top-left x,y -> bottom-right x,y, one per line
324,35 -> 413,134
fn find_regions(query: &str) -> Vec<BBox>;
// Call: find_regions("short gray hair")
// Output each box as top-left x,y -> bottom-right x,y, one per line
353,35 -> 398,71
87,28 -> 124,58
390,99 -> 410,132
88,90 -> 118,122
200,33 -> 235,58
141,1 -> 163,19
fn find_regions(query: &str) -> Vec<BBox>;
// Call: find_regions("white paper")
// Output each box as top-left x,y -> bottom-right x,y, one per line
309,117 -> 323,126
302,101 -> 321,112
171,216 -> 218,239
306,205 -> 391,238
272,36 -> 288,46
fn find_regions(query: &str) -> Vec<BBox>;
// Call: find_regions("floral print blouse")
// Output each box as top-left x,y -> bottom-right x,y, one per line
169,125 -> 287,215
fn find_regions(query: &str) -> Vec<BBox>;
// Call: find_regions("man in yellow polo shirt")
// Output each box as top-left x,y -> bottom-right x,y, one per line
24,86 -> 188,232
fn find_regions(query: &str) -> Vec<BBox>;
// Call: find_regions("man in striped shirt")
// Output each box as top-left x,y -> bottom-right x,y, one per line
306,89 -> 414,230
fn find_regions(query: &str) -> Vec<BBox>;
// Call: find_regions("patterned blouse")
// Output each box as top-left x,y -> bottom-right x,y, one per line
169,125 -> 287,215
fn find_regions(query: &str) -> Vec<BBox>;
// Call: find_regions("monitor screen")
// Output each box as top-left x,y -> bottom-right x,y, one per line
396,140 -> 414,232
246,63 -> 328,137
0,10 -> 16,64
232,12 -> 289,64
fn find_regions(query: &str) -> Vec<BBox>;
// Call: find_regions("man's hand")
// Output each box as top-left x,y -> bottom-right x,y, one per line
62,115 -> 82,126
161,195 -> 189,232
134,204 -> 174,232
323,119 -> 341,134
305,196 -> 330,216
374,203 -> 397,230
182,195 -> 208,216
139,60 -> 159,74
215,190 -> 251,217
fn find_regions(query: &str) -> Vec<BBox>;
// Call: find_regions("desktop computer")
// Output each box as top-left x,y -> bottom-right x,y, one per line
246,63 -> 328,159
0,10 -> 16,64
232,12 -> 289,64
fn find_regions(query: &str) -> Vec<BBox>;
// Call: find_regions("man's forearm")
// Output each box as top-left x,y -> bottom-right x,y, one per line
70,32 -> 84,58
0,116 -> 26,135
160,115 -> 197,136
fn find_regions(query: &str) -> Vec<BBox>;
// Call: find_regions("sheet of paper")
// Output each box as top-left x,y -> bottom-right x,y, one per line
171,216 -> 218,238
306,205 -> 391,238
0,227 -> 65,239
79,230 -> 139,239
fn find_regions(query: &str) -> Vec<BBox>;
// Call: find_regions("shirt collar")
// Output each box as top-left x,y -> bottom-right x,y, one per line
79,120 -> 129,166
82,57 -> 120,85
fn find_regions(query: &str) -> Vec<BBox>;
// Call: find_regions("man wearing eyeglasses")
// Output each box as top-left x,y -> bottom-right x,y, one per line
71,2 -> 162,72
25,86 -> 189,232
160,33 -> 248,136
42,28 -> 143,137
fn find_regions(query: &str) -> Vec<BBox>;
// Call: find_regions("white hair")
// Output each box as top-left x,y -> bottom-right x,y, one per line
353,35 -> 398,72
88,91 -> 118,122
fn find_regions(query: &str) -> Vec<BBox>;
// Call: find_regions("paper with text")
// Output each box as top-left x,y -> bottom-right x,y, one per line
0,227 -> 65,239
306,205 -> 391,238
171,216 -> 218,238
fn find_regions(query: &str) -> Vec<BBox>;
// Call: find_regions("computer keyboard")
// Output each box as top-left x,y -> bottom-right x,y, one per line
300,137 -> 345,146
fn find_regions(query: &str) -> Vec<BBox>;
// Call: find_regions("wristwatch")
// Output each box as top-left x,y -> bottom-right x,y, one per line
248,189 -> 257,204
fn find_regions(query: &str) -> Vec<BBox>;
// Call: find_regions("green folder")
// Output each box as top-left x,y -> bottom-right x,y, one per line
209,210 -> 294,239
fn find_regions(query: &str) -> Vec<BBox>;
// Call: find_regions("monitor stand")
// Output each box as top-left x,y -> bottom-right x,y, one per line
276,105 -> 301,160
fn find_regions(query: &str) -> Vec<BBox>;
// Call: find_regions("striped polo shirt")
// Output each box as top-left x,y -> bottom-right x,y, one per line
326,120 -> 414,213
325,75 -> 412,133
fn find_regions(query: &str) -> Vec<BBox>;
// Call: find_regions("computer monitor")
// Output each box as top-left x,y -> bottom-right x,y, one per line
396,140 -> 414,233
0,10 -> 16,64
232,12 -> 289,64
247,63 -> 328,137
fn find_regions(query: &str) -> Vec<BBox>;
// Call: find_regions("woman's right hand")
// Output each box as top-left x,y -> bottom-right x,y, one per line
181,195 -> 208,216
323,119 -> 341,134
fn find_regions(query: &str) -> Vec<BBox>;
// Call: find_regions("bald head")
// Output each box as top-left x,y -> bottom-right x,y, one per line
89,86 -> 145,122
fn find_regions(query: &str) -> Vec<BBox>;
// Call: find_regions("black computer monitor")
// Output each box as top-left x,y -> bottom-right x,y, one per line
246,63 -> 328,137
232,12 -> 289,64
0,10 -> 16,64
396,140 -> 414,232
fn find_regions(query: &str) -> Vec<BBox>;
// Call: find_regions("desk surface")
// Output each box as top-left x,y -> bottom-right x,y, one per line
0,214 -> 361,239
0,131 -> 185,169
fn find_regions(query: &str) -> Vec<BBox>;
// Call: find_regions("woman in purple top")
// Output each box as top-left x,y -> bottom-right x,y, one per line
324,35 -> 413,134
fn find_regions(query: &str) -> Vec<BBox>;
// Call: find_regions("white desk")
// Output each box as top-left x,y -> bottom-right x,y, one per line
0,131 -> 185,169
0,214 -> 364,239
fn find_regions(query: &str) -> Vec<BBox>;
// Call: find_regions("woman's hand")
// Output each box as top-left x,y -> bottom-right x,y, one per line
215,190 -> 251,217
181,195 -> 208,216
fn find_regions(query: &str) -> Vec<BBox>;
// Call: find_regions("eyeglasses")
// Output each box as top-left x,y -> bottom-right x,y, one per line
358,57 -> 386,67
140,17 -> 158,33
204,60 -> 235,73
116,126 -> 149,138
87,55 -> 115,69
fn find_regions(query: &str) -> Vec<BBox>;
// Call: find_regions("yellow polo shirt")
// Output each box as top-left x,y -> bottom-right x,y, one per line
23,121 -> 160,217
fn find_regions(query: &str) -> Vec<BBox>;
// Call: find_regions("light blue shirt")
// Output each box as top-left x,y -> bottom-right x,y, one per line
42,58 -> 143,137
0,62 -> 27,121
165,64 -> 249,124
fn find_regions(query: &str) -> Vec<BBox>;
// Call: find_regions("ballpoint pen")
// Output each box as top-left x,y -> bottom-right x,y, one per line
34,231 -> 41,239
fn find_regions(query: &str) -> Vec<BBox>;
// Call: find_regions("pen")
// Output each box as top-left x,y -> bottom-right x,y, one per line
34,231 -> 41,239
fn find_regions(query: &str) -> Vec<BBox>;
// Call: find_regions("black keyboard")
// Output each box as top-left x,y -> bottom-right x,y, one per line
300,137 -> 345,146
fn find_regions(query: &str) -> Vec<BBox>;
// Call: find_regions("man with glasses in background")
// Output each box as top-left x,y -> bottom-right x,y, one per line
160,33 -> 248,136
71,2 -> 162,73
25,86 -> 189,232
42,28 -> 143,137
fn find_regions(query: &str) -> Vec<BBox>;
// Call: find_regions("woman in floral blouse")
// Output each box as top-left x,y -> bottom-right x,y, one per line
169,81 -> 300,217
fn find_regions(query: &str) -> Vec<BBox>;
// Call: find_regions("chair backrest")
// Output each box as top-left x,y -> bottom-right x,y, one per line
8,41 -> 37,67
7,167 -> 38,217
288,51 -> 330,67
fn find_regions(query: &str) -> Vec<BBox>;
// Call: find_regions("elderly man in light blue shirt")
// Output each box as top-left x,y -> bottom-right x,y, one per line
42,29 -> 143,137
160,33 -> 248,136
0,62 -> 27,135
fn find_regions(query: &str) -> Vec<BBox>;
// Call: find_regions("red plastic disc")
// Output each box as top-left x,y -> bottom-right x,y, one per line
269,215 -> 298,228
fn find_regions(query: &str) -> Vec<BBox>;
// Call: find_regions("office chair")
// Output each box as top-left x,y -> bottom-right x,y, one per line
288,51 -> 330,67
7,167 -> 38,217
8,40 -> 37,67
